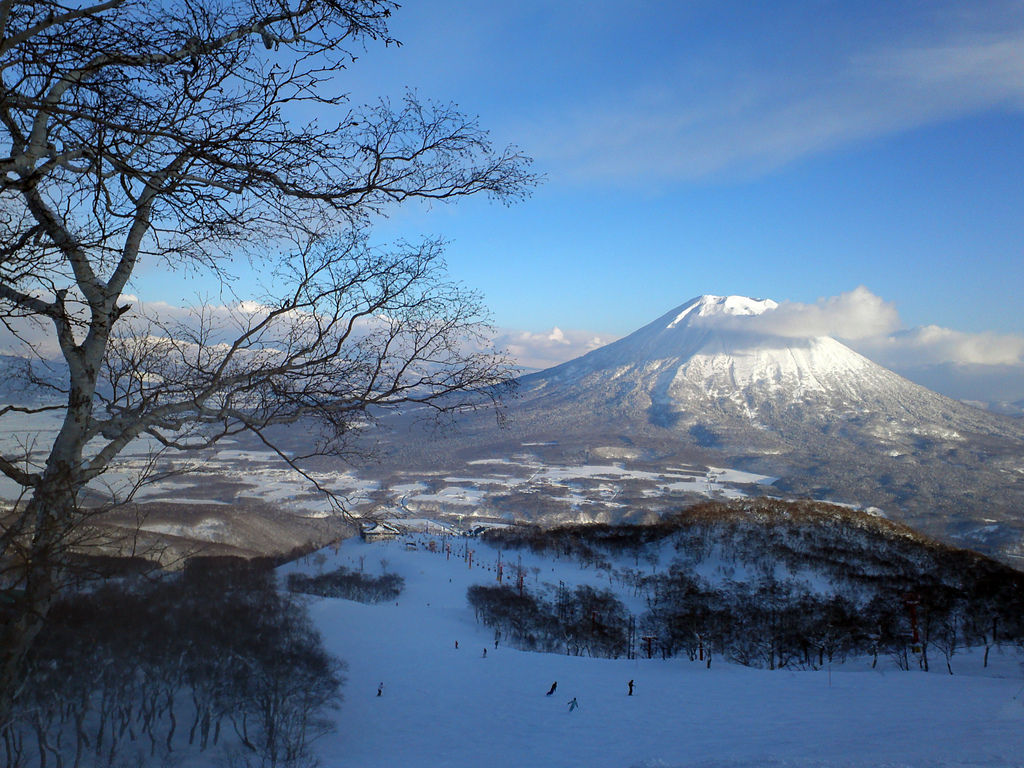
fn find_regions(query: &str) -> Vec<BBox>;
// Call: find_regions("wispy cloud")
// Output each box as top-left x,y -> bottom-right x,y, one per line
850,325 -> 1024,404
532,18 -> 1024,182
702,287 -> 902,340
853,325 -> 1024,368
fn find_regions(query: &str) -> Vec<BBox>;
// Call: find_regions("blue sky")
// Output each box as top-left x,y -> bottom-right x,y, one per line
136,0 -> 1024,402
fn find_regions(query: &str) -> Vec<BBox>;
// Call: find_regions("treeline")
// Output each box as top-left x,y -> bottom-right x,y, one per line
468,583 -> 631,658
474,498 -> 1024,671
483,498 -> 983,579
641,566 -> 1024,672
287,565 -> 404,603
2,558 -> 344,768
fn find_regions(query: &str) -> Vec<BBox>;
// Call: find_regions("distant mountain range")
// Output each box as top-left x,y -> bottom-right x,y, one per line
383,295 -> 1024,563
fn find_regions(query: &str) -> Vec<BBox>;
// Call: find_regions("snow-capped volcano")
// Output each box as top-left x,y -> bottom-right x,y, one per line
530,294 -> 914,420
568,294 -> 786,370
377,294 -> 1024,562
494,295 -> 1024,557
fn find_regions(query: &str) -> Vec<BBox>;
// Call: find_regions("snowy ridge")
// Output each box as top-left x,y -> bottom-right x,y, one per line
667,294 -> 778,327
672,336 -> 875,400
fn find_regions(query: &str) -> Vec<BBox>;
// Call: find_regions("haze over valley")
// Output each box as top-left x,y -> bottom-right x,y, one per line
7,295 -> 1021,569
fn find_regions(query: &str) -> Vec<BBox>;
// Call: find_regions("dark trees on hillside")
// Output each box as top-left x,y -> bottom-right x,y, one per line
287,564 -> 404,603
468,583 -> 631,659
477,500 -> 1024,671
642,566 -> 713,660
2,559 -> 342,768
468,584 -> 560,653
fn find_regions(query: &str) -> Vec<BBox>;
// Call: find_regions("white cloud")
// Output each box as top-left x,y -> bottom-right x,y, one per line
492,327 -> 615,373
849,325 -> 1024,405
703,287 -> 902,340
852,325 -> 1024,367
0,297 -> 369,362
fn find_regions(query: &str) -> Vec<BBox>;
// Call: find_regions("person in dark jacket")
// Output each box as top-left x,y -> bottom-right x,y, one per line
546,681 -> 557,696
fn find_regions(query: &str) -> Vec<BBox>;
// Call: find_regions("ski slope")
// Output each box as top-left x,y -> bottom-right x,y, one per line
279,534 -> 1024,768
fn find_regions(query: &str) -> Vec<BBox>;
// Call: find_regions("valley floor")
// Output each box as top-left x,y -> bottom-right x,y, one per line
279,536 -> 1024,768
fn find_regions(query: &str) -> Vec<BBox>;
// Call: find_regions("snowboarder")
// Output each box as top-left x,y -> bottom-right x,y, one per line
482,648 -> 487,658
377,683 -> 384,697
546,682 -> 557,696
567,697 -> 579,712
455,640 -> 458,649
628,679 -> 634,696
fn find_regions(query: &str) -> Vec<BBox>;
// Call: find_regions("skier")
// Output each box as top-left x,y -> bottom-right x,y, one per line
455,640 -> 458,649
628,679 -> 634,696
482,647 -> 487,658
546,682 -> 557,696
377,683 -> 384,697
567,697 -> 579,712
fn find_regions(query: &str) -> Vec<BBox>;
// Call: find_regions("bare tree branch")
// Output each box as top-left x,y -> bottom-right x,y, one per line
0,0 -> 537,726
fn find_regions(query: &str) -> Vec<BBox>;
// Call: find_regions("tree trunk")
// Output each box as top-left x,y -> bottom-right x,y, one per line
0,481 -> 78,729
1,338 -> 97,726
0,543 -> 58,728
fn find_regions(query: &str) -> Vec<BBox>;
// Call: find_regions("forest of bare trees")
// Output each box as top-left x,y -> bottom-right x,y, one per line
3,558 -> 342,768
470,500 -> 1024,671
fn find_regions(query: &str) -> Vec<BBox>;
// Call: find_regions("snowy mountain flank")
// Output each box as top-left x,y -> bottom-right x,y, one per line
379,295 -> 1024,563
520,294 -> 1006,428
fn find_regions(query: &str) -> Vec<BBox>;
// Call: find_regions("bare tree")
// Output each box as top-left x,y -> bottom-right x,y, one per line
0,0 -> 536,725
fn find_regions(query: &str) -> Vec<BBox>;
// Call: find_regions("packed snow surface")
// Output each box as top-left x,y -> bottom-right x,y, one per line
279,535 -> 1024,768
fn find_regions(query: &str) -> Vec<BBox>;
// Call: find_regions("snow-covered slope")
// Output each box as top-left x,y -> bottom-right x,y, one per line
281,534 -> 1024,768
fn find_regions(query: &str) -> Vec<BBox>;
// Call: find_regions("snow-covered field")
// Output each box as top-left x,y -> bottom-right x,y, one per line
0,420 -> 786,526
281,535 -> 1024,768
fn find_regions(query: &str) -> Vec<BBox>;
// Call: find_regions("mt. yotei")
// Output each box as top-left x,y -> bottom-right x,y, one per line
375,295 -> 1024,563
528,294 -> 914,422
